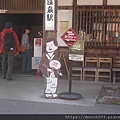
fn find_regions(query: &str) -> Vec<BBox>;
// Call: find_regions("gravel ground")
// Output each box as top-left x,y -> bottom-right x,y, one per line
97,85 -> 120,105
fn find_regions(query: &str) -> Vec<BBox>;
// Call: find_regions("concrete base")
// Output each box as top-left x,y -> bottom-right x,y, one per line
59,92 -> 82,100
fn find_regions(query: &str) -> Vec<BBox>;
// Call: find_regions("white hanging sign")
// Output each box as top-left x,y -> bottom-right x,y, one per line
34,38 -> 42,57
0,9 -> 7,13
45,0 -> 55,30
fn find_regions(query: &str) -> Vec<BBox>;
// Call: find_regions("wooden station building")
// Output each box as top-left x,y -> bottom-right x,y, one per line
0,0 -> 120,83
58,0 -> 120,83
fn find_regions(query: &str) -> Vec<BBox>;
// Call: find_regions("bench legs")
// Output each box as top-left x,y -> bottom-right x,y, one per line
113,71 -> 116,84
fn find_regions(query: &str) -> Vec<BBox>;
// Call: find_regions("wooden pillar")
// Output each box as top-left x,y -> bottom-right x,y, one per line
103,0 -> 107,5
72,0 -> 78,33
102,0 -> 107,46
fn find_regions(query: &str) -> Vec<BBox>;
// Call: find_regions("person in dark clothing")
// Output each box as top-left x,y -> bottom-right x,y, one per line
0,22 -> 20,80
21,27 -> 32,73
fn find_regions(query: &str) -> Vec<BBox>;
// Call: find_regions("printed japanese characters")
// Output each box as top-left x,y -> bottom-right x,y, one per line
45,0 -> 55,30
38,38 -> 62,98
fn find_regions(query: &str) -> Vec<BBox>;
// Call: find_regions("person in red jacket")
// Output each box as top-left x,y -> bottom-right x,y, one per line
0,22 -> 20,80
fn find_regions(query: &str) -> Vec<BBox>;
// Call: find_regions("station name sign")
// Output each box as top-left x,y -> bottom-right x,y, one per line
45,0 -> 55,31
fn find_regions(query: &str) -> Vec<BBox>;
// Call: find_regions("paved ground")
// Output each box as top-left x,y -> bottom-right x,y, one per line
0,98 -> 120,114
0,74 -> 120,114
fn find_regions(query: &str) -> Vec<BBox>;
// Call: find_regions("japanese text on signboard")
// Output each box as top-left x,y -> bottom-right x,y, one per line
61,28 -> 80,47
45,0 -> 55,30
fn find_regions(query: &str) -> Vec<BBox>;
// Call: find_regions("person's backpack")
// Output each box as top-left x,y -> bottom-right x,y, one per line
4,32 -> 15,51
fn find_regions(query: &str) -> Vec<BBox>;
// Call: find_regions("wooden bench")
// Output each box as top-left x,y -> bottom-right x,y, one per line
97,68 -> 111,82
71,60 -> 84,81
97,57 -> 112,82
83,67 -> 98,82
83,57 -> 98,82
98,57 -> 112,68
112,56 -> 120,83
85,57 -> 98,67
72,67 -> 83,81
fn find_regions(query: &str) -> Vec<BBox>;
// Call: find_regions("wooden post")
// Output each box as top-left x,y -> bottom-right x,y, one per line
72,0 -> 78,33
59,53 -> 69,77
103,0 -> 107,46
103,0 -> 107,5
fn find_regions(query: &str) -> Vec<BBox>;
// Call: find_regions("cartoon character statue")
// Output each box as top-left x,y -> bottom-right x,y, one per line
38,38 -> 63,98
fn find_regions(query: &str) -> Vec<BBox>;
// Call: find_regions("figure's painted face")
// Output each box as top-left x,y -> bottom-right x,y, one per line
46,41 -> 58,52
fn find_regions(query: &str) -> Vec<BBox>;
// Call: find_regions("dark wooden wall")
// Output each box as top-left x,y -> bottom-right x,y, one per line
0,0 -> 44,13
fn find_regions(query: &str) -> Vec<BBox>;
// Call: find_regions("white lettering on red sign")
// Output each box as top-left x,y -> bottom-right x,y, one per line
61,28 -> 80,47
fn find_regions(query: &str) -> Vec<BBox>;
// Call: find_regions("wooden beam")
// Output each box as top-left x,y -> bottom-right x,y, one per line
5,10 -> 44,14
58,6 -> 73,10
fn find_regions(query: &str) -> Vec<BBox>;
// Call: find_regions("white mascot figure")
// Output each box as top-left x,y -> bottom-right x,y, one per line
38,38 -> 62,98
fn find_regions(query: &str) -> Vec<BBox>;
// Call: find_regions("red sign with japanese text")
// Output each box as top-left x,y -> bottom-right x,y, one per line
61,28 -> 80,47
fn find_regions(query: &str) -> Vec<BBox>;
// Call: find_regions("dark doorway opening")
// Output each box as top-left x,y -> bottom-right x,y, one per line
0,14 -> 43,74
0,14 -> 43,43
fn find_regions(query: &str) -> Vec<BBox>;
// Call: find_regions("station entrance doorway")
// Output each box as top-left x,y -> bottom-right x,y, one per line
0,13 -> 43,74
